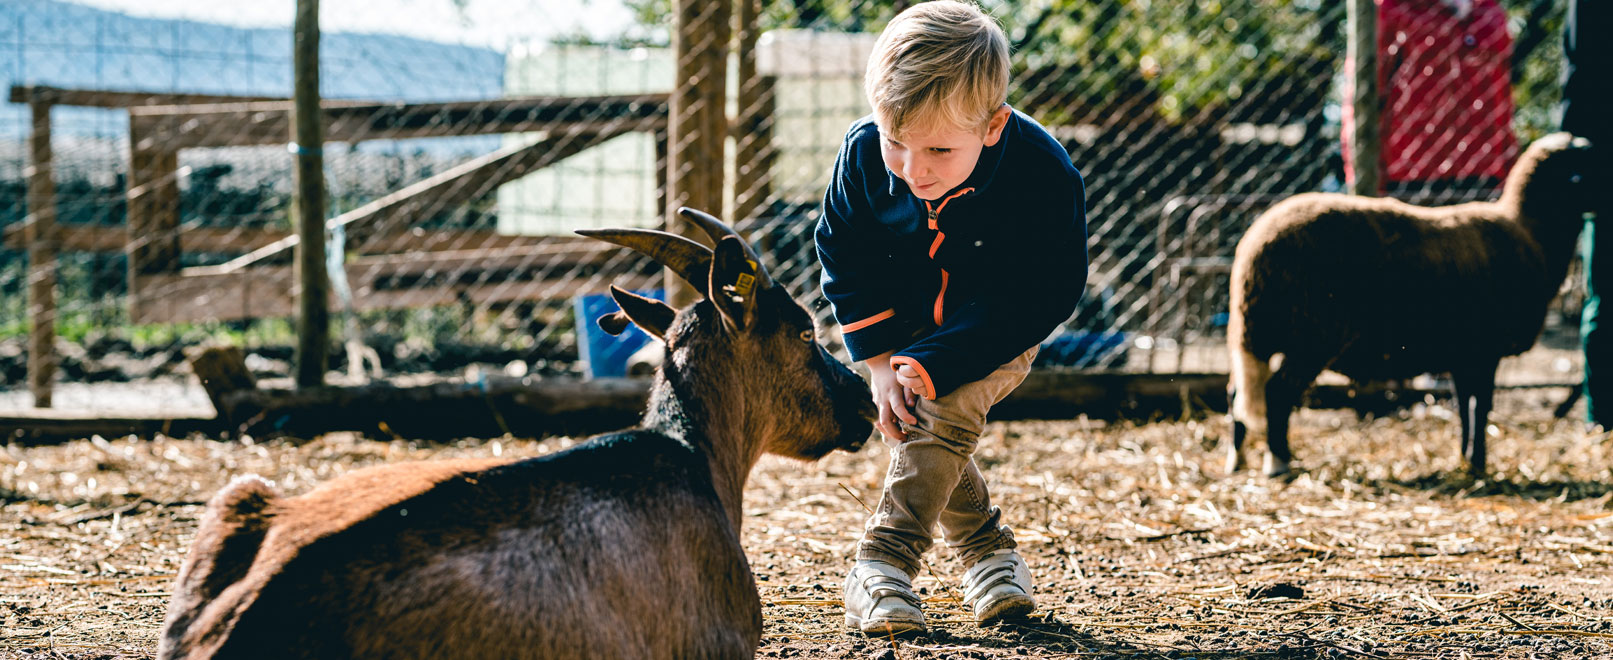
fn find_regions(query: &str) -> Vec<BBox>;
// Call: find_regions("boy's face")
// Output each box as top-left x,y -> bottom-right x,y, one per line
879,105 -> 1011,201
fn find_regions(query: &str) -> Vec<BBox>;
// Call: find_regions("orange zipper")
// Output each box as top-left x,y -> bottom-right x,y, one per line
923,187 -> 973,325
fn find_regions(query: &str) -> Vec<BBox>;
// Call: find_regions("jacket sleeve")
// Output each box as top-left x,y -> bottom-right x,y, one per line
891,174 -> 1088,399
817,133 -> 926,362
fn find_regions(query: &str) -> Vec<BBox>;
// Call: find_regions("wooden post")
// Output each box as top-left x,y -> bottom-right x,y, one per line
666,0 -> 732,306
732,0 -> 775,228
25,93 -> 57,408
292,0 -> 330,388
654,128 -> 669,231
1347,0 -> 1381,197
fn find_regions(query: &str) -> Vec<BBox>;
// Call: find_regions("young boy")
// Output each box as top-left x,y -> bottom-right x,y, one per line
816,0 -> 1088,637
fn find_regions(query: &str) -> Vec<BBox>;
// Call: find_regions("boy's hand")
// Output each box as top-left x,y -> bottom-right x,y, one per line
866,353 -> 918,441
894,364 -> 931,400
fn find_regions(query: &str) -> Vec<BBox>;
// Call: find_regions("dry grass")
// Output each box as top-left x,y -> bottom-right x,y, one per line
2,389 -> 1611,659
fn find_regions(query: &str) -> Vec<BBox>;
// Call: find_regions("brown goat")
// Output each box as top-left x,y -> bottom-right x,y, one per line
1227,133 -> 1598,478
157,208 -> 877,659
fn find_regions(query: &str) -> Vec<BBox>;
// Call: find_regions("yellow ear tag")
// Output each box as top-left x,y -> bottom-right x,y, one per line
730,259 -> 758,297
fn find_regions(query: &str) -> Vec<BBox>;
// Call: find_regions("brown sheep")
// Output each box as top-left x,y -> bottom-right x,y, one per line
1227,133 -> 1598,478
157,208 -> 877,659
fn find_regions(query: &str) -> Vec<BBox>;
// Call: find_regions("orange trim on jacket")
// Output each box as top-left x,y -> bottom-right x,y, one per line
889,355 -> 937,401
923,188 -> 973,326
841,308 -> 896,333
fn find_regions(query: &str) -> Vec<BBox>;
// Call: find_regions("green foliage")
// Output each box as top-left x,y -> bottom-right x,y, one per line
614,0 -> 1565,131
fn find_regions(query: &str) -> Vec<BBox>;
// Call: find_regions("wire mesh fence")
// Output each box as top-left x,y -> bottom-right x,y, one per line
0,0 -> 1583,415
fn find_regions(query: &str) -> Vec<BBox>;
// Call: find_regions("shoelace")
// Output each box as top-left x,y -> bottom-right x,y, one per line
963,559 -> 1023,605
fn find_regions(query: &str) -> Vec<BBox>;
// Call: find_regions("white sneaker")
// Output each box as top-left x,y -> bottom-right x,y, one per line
962,549 -> 1035,625
843,560 -> 926,636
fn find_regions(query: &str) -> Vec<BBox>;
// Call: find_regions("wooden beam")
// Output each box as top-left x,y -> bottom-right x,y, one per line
128,95 -> 669,150
0,373 -> 1471,446
2,222 -> 556,255
305,241 -> 633,279
0,411 -> 221,446
213,377 -> 654,441
205,127 -> 628,273
131,263 -> 659,324
125,148 -> 182,275
26,97 -> 57,408
7,84 -> 284,107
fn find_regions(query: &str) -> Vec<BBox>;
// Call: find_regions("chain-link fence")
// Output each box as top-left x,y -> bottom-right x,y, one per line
0,0 -> 1581,415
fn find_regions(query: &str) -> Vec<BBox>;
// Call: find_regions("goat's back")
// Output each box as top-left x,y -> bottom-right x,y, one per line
1230,193 -> 1549,378
160,431 -> 760,660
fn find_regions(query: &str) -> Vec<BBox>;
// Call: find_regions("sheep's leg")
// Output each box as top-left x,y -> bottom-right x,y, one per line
1227,386 -> 1248,473
1263,355 -> 1326,478
1452,363 -> 1498,478
1226,348 -> 1272,473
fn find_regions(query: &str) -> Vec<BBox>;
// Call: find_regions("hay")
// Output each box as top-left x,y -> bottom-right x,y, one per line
2,391 -> 1611,658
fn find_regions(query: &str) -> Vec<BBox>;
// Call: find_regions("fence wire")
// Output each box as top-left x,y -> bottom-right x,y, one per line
0,0 -> 1581,414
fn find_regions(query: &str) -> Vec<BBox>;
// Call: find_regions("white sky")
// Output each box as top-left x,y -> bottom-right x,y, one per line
65,0 -> 641,48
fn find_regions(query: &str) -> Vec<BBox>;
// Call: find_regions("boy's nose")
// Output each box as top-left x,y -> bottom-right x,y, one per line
903,158 -> 926,181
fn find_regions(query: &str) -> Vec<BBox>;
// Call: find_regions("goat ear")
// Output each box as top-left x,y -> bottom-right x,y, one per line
607,286 -> 676,342
710,236 -> 761,332
596,311 -> 633,336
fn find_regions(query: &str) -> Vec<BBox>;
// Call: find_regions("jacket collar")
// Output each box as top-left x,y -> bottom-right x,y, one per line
884,105 -> 1017,199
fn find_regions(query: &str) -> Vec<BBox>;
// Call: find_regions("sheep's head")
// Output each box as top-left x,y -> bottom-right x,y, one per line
1506,132 -> 1599,217
578,209 -> 876,460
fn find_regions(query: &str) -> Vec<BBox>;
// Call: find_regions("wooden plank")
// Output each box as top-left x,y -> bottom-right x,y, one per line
0,412 -> 221,445
205,127 -> 627,273
128,95 -> 669,150
208,376 -> 653,439
0,373 -> 1466,446
324,242 -> 631,279
2,222 -> 556,255
26,98 -> 57,408
125,148 -> 181,275
996,371 -> 1453,420
8,84 -> 283,107
131,265 -> 659,324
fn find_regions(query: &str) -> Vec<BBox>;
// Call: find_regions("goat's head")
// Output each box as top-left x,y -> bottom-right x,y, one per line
1509,132 -> 1600,216
580,208 -> 876,459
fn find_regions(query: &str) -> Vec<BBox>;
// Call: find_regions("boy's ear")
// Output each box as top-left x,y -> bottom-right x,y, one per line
982,104 -> 1011,147
709,236 -> 761,333
605,286 -> 676,342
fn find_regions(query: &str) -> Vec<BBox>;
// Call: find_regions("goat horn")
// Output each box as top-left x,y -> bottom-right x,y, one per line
576,228 -> 712,296
676,207 -> 774,290
677,206 -> 735,246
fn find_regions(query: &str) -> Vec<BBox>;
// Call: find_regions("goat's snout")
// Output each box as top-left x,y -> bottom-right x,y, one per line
855,396 -> 878,424
837,395 -> 877,452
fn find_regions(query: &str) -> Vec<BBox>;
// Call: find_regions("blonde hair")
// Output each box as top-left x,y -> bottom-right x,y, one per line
865,1 -> 1010,139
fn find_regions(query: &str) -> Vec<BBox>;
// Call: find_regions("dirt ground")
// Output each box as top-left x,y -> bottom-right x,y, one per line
2,389 -> 1611,659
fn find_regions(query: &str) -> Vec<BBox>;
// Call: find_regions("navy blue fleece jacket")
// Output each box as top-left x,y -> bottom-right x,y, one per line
816,109 -> 1088,399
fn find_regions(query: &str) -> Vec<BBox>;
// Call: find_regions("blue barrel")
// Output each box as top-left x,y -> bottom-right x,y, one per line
573,289 -> 665,378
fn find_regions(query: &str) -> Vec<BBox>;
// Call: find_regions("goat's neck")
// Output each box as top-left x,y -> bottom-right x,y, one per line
1506,185 -> 1585,292
640,365 -> 769,532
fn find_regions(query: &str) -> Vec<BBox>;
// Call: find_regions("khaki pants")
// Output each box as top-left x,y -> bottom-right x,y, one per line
856,346 -> 1037,577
